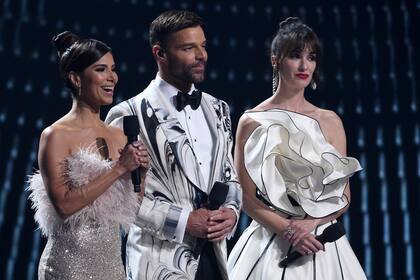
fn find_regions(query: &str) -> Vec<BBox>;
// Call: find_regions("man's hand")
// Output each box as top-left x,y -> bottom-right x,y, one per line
207,207 -> 237,242
186,208 -> 210,238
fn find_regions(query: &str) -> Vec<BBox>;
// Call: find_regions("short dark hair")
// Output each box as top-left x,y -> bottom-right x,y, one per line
51,31 -> 111,96
149,10 -> 205,48
271,17 -> 322,86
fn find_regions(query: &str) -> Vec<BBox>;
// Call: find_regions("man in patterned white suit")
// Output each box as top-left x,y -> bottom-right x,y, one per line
105,10 -> 242,280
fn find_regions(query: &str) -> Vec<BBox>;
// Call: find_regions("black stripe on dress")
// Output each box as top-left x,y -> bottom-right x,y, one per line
246,234 -> 277,280
313,224 -> 320,280
334,236 -> 345,280
281,243 -> 294,280
233,226 -> 258,266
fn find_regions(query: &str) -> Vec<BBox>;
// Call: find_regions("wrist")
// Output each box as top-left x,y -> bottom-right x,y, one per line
309,218 -> 321,227
113,161 -> 128,176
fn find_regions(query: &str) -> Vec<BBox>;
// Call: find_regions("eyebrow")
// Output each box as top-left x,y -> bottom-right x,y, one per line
178,40 -> 207,47
93,63 -> 115,68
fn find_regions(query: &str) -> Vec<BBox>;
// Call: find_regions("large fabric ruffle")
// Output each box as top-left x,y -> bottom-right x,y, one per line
27,148 -> 139,236
244,109 -> 362,218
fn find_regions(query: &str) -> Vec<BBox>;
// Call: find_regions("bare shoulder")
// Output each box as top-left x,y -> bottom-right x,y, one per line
314,108 -> 347,154
38,123 -> 76,165
40,123 -> 74,146
316,109 -> 344,130
236,113 -> 261,144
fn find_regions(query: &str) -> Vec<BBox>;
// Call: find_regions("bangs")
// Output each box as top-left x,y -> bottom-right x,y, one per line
282,28 -> 321,59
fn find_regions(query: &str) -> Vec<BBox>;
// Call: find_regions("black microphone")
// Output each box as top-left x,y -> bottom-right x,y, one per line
193,182 -> 230,259
123,116 -> 141,193
279,222 -> 346,267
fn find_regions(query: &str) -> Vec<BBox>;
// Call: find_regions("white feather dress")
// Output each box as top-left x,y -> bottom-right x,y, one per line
27,148 -> 139,280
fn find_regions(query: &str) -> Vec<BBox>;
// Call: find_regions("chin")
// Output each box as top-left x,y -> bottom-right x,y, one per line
102,98 -> 113,105
192,74 -> 205,84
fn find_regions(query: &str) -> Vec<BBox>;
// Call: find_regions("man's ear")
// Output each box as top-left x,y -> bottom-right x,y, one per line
152,44 -> 165,60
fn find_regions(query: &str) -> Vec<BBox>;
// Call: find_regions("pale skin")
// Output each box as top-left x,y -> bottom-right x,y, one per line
152,26 -> 236,241
236,47 -> 351,255
39,52 -> 150,219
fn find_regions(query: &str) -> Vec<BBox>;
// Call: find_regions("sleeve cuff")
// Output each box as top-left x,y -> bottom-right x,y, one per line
173,208 -> 190,243
163,205 -> 190,243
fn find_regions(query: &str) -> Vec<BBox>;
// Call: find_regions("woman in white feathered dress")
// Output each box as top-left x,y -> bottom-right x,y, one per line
227,18 -> 367,280
27,31 -> 149,280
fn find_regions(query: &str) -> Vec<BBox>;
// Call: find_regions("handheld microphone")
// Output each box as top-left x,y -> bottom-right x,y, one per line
123,116 -> 141,193
279,222 -> 346,267
193,182 -> 230,259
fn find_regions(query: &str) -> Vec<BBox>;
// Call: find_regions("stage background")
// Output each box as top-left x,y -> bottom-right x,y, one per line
0,0 -> 419,279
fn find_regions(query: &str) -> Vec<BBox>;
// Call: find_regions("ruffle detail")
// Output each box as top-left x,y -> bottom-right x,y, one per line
244,110 -> 362,218
27,148 -> 140,236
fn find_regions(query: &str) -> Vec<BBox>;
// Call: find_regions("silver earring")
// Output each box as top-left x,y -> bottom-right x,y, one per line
272,67 -> 279,94
311,80 -> 317,90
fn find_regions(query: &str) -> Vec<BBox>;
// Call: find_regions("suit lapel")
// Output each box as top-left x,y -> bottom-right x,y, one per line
144,81 -> 208,193
200,94 -> 226,189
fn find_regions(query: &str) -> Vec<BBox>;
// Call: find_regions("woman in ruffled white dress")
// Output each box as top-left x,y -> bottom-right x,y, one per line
27,31 -> 149,280
227,18 -> 367,280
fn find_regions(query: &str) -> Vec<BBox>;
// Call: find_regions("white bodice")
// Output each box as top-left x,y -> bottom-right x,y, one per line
244,109 -> 362,218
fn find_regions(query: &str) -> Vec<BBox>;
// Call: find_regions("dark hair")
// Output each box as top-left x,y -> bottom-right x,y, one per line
149,10 -> 205,48
271,17 -> 321,90
51,31 -> 111,96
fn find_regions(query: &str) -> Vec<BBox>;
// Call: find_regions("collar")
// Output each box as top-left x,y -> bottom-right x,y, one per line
155,73 -> 197,103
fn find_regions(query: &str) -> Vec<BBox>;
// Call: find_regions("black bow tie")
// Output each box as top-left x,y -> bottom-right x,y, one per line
174,90 -> 202,111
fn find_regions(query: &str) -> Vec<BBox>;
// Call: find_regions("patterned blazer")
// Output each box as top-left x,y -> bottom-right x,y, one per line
105,79 -> 242,280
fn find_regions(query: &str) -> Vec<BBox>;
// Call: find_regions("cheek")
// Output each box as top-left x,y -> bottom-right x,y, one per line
282,60 -> 296,73
309,62 -> 317,73
91,74 -> 107,85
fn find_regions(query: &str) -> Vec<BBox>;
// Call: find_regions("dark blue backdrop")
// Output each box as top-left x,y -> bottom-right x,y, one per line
0,0 -> 419,279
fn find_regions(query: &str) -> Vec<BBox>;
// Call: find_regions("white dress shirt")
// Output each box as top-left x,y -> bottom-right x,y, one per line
155,73 -> 214,243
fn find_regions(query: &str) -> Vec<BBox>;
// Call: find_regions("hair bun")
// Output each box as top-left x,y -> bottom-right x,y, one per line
51,31 -> 80,57
279,17 -> 302,30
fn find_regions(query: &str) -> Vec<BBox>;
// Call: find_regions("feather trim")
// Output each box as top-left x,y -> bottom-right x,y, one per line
27,148 -> 139,236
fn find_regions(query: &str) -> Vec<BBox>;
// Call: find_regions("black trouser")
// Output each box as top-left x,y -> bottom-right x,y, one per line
195,241 -> 223,280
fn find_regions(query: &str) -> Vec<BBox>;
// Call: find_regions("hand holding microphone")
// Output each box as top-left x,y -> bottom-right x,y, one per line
192,182 -> 230,259
121,116 -> 150,192
279,222 -> 346,267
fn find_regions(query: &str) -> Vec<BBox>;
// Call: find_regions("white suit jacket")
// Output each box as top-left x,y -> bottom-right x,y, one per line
105,79 -> 242,280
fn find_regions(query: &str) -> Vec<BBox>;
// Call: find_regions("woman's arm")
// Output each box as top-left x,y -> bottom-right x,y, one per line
235,115 -> 291,235
38,126 -> 144,219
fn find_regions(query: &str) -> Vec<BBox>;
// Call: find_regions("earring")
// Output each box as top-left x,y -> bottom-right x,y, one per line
311,80 -> 317,90
75,85 -> 81,96
272,67 -> 279,94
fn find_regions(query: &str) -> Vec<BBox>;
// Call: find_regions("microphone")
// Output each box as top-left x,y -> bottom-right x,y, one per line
279,222 -> 346,267
193,182 -> 230,259
123,116 -> 141,193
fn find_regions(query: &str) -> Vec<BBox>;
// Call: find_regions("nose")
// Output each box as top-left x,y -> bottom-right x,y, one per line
195,46 -> 207,61
108,69 -> 118,84
298,58 -> 308,71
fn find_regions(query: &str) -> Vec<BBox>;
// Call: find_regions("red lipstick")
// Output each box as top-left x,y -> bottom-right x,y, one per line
296,73 -> 309,79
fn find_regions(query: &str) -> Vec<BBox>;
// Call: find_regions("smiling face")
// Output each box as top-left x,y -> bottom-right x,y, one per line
278,47 -> 317,91
156,26 -> 207,92
75,52 -> 118,106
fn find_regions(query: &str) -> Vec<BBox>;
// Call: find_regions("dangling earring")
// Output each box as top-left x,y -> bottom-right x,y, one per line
310,80 -> 317,90
272,67 -> 279,94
